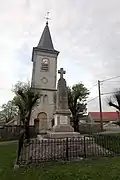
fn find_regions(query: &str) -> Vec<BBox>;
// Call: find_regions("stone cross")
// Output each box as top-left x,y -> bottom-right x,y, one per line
58,68 -> 66,78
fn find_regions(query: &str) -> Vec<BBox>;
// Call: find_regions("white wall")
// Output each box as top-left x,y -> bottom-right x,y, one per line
31,51 -> 57,90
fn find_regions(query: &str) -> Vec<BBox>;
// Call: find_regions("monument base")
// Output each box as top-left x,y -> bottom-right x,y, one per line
47,110 -> 79,139
52,124 -> 74,132
45,131 -> 81,139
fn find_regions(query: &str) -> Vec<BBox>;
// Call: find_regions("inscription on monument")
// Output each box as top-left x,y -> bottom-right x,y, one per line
60,116 -> 68,124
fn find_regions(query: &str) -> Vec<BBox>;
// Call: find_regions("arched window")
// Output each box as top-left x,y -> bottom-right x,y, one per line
41,58 -> 49,71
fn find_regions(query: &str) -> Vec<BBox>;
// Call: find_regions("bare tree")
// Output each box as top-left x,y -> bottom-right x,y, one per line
108,89 -> 120,111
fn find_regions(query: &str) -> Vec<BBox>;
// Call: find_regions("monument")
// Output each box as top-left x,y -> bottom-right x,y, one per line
46,68 -> 80,138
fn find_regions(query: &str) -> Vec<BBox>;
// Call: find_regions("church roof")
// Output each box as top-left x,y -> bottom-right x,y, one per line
37,22 -> 54,50
89,112 -> 119,122
32,21 -> 59,61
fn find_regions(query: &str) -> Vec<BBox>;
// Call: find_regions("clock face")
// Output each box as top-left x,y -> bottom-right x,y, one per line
41,58 -> 49,71
42,58 -> 49,64
41,77 -> 48,84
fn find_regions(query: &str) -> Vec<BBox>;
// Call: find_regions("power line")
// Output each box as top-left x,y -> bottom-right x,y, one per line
101,75 -> 120,83
89,83 -> 97,91
102,81 -> 120,83
87,96 -> 98,103
101,92 -> 115,95
101,90 -> 120,96
88,91 -> 118,99
87,91 -> 116,102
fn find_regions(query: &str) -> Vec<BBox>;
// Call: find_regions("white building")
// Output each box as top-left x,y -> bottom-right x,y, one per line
30,21 -> 59,132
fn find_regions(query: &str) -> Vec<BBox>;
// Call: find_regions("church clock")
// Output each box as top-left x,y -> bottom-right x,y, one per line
41,58 -> 49,71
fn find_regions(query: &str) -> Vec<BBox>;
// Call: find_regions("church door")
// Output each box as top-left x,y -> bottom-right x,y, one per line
37,112 -> 47,132
34,118 -> 39,134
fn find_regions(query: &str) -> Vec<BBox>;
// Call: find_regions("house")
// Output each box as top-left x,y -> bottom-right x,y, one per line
88,112 -> 120,124
0,115 -> 21,127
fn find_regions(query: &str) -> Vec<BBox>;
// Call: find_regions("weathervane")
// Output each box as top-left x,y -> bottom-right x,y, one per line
45,12 -> 51,24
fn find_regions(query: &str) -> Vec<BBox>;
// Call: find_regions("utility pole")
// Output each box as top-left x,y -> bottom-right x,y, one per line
98,80 -> 103,131
116,111 -> 120,121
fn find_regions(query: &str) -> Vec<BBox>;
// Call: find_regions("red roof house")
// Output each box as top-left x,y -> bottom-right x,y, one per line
88,112 -> 120,123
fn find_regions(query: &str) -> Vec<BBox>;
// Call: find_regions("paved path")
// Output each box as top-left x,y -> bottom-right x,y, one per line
0,140 -> 18,145
0,138 -> 36,145
99,130 -> 120,134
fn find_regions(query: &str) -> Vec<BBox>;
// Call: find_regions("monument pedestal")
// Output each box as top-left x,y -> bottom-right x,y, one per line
52,109 -> 74,132
46,131 -> 80,139
46,109 -> 80,139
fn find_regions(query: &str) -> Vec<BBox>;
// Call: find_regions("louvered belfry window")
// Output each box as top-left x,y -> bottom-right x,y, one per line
41,58 -> 49,71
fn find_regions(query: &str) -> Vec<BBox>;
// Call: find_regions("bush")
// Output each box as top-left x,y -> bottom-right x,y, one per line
79,123 -> 101,134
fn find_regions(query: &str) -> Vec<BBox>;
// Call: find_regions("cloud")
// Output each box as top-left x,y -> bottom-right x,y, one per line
0,0 -> 120,112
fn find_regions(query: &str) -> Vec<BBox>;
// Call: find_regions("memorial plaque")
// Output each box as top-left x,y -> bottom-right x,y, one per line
60,116 -> 68,124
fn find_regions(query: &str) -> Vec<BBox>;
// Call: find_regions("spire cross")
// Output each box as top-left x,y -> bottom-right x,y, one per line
58,68 -> 66,78
45,12 -> 51,24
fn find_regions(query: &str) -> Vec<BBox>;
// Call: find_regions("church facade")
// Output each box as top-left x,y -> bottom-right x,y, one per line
30,22 -> 59,132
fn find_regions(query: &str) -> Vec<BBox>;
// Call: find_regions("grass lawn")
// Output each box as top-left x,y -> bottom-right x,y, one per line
1,142 -> 120,180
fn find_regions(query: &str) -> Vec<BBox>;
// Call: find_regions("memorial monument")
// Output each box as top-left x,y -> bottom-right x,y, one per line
46,68 -> 80,138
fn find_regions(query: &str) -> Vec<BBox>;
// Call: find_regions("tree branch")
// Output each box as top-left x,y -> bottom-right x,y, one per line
109,101 -> 120,111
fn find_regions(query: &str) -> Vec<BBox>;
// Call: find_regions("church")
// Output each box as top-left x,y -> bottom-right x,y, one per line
30,21 -> 59,132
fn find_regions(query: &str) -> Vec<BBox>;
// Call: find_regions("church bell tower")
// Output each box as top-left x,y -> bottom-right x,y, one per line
30,21 -> 59,132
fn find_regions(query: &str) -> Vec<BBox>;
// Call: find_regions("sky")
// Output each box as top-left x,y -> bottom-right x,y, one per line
0,0 -> 120,112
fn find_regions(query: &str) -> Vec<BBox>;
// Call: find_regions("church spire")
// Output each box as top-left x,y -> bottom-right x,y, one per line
37,22 -> 54,50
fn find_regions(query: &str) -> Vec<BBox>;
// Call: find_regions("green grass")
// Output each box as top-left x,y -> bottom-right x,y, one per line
1,143 -> 120,179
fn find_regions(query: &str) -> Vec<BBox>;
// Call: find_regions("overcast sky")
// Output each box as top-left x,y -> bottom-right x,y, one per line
0,0 -> 120,112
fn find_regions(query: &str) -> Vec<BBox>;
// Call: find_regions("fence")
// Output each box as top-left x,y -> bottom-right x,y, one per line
18,134 -> 120,165
0,125 -> 36,141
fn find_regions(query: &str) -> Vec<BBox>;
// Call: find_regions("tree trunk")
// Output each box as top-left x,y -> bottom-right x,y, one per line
20,113 -> 24,125
73,117 -> 79,132
74,123 -> 79,132
25,120 -> 29,141
24,111 -> 31,142
16,129 -> 25,164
